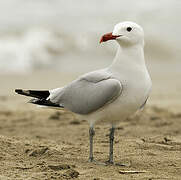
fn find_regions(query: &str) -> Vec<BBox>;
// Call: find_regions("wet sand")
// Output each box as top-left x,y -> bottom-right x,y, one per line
0,67 -> 181,179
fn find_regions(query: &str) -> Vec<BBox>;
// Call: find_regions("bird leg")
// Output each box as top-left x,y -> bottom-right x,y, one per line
107,126 -> 115,164
88,126 -> 95,162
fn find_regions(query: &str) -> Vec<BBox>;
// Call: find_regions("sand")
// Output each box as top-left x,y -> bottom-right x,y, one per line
0,66 -> 181,179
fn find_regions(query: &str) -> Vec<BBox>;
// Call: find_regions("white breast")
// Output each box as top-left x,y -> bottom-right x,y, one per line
85,67 -> 151,125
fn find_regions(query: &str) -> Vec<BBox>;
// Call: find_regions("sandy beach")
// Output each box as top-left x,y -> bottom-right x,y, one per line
0,1 -> 180,179
0,62 -> 180,179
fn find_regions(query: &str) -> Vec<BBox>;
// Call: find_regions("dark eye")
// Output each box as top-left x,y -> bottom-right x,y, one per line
126,27 -> 132,32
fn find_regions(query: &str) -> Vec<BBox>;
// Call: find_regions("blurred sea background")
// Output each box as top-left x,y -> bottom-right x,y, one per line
0,0 -> 180,111
0,0 -> 180,74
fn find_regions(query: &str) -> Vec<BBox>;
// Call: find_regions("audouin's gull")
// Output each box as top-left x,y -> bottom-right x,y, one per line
15,21 -> 152,164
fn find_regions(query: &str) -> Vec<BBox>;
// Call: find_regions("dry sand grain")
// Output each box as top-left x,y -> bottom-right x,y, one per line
0,68 -> 180,179
0,106 -> 181,179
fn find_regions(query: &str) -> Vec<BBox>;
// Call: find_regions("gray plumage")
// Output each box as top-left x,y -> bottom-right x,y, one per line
14,21 -> 152,164
49,70 -> 122,114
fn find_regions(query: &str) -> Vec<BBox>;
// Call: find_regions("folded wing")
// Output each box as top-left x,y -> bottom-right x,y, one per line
49,71 -> 122,114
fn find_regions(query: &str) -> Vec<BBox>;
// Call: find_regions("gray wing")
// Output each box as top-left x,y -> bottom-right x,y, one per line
49,70 -> 122,114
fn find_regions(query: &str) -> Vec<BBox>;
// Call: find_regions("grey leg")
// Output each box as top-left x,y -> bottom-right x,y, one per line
108,126 -> 115,164
89,126 -> 95,162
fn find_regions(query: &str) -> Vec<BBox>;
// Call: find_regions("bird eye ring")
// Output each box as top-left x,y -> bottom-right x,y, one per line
127,27 -> 132,32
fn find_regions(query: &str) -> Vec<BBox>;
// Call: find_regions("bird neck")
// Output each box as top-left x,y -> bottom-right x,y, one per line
109,44 -> 146,72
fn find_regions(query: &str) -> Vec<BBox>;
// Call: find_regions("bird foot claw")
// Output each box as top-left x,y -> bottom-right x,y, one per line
88,159 -> 109,166
88,157 -> 94,162
105,160 -> 114,165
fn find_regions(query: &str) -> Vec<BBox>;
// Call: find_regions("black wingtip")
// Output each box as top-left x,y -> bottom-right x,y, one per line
28,98 -> 38,104
15,89 -> 23,94
28,98 -> 62,108
15,89 -> 50,99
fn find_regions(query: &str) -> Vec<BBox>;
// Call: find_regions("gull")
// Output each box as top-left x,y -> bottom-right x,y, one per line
15,21 -> 152,164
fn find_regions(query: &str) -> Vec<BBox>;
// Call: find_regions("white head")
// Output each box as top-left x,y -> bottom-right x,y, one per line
100,21 -> 144,47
